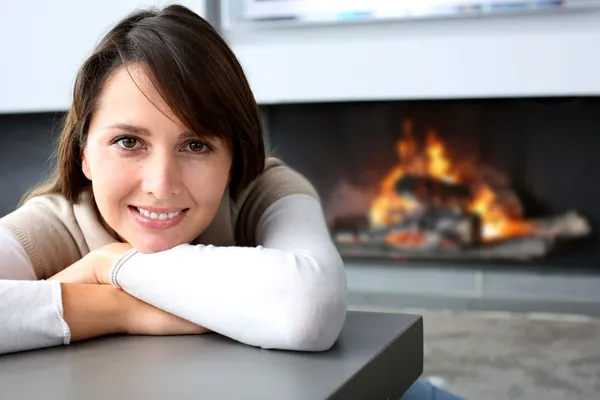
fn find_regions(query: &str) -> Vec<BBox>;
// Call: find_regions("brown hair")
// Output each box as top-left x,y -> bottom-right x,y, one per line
24,4 -> 264,203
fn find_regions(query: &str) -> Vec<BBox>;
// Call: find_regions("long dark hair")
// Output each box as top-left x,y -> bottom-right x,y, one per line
25,4 -> 264,203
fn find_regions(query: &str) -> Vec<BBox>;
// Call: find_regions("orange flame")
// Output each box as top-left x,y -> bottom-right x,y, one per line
426,130 -> 457,183
370,121 -> 533,244
469,185 -> 533,240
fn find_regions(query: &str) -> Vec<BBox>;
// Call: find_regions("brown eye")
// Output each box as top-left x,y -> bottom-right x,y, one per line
186,140 -> 208,153
116,137 -> 140,149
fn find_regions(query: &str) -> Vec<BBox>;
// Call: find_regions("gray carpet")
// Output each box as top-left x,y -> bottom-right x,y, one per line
352,307 -> 600,400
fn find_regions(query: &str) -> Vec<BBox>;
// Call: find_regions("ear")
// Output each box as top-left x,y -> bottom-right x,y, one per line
81,148 -> 92,180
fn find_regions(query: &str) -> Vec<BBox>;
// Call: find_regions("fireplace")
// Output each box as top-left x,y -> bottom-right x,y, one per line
264,97 -> 600,270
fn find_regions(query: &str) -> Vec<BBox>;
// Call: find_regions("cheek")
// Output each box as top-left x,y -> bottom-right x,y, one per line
89,154 -> 137,213
186,163 -> 231,203
89,148 -> 135,183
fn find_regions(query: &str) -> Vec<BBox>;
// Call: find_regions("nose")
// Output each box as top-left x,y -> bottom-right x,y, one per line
140,152 -> 182,200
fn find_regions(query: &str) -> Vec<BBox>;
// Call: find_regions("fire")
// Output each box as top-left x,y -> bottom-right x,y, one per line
470,185 -> 533,240
425,130 -> 457,182
370,121 -> 533,244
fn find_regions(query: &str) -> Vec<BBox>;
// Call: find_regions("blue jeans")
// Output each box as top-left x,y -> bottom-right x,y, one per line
399,379 -> 466,400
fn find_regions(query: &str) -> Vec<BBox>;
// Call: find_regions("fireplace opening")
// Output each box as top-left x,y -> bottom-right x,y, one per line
265,97 -> 600,269
331,118 -> 590,262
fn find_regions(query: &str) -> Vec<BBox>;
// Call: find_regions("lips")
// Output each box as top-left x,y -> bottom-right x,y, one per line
129,206 -> 189,230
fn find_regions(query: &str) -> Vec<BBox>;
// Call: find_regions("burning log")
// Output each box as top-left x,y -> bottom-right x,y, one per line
333,211 -> 591,261
395,174 -> 471,208
530,211 -> 590,238
369,207 -> 481,248
336,235 -> 552,261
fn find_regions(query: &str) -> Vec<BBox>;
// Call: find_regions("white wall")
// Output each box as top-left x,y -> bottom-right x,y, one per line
0,1 -> 207,114
4,3 -> 600,112
225,9 -> 600,104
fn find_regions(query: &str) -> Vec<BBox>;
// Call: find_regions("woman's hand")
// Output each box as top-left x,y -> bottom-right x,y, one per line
49,242 -> 134,285
61,283 -> 210,341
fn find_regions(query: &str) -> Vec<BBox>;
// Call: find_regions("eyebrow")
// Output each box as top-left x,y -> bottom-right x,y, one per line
104,123 -> 200,140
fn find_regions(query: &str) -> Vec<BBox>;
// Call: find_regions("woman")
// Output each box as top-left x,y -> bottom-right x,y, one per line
0,4 -> 463,399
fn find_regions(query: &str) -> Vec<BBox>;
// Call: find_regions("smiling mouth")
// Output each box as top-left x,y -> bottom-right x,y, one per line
129,206 -> 189,221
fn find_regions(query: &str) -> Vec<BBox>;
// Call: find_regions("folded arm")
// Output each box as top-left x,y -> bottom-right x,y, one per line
110,194 -> 348,351
0,229 -> 204,355
0,226 -> 71,354
0,225 -> 132,354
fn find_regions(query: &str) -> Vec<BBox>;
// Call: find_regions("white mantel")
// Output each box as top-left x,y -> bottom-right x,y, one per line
226,9 -> 600,104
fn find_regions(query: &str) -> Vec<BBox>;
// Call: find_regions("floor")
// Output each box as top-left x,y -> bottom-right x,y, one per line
351,305 -> 600,400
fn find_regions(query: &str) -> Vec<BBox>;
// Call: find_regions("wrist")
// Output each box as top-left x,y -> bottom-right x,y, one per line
99,246 -> 138,286
61,283 -> 129,341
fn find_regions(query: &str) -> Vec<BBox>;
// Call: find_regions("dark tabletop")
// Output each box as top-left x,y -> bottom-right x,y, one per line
0,311 -> 423,400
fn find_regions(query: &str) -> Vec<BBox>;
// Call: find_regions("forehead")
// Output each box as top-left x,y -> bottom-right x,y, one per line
91,64 -> 186,132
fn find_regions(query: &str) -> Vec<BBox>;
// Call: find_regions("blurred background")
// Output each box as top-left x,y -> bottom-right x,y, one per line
2,1 -> 600,398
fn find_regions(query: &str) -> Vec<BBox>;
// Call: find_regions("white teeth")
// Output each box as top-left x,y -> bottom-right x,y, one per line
136,207 -> 182,220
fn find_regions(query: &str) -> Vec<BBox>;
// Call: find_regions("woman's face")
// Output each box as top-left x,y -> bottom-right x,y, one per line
82,65 -> 232,253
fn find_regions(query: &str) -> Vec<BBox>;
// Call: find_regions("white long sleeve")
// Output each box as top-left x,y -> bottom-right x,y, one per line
0,226 -> 71,355
111,194 -> 348,351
